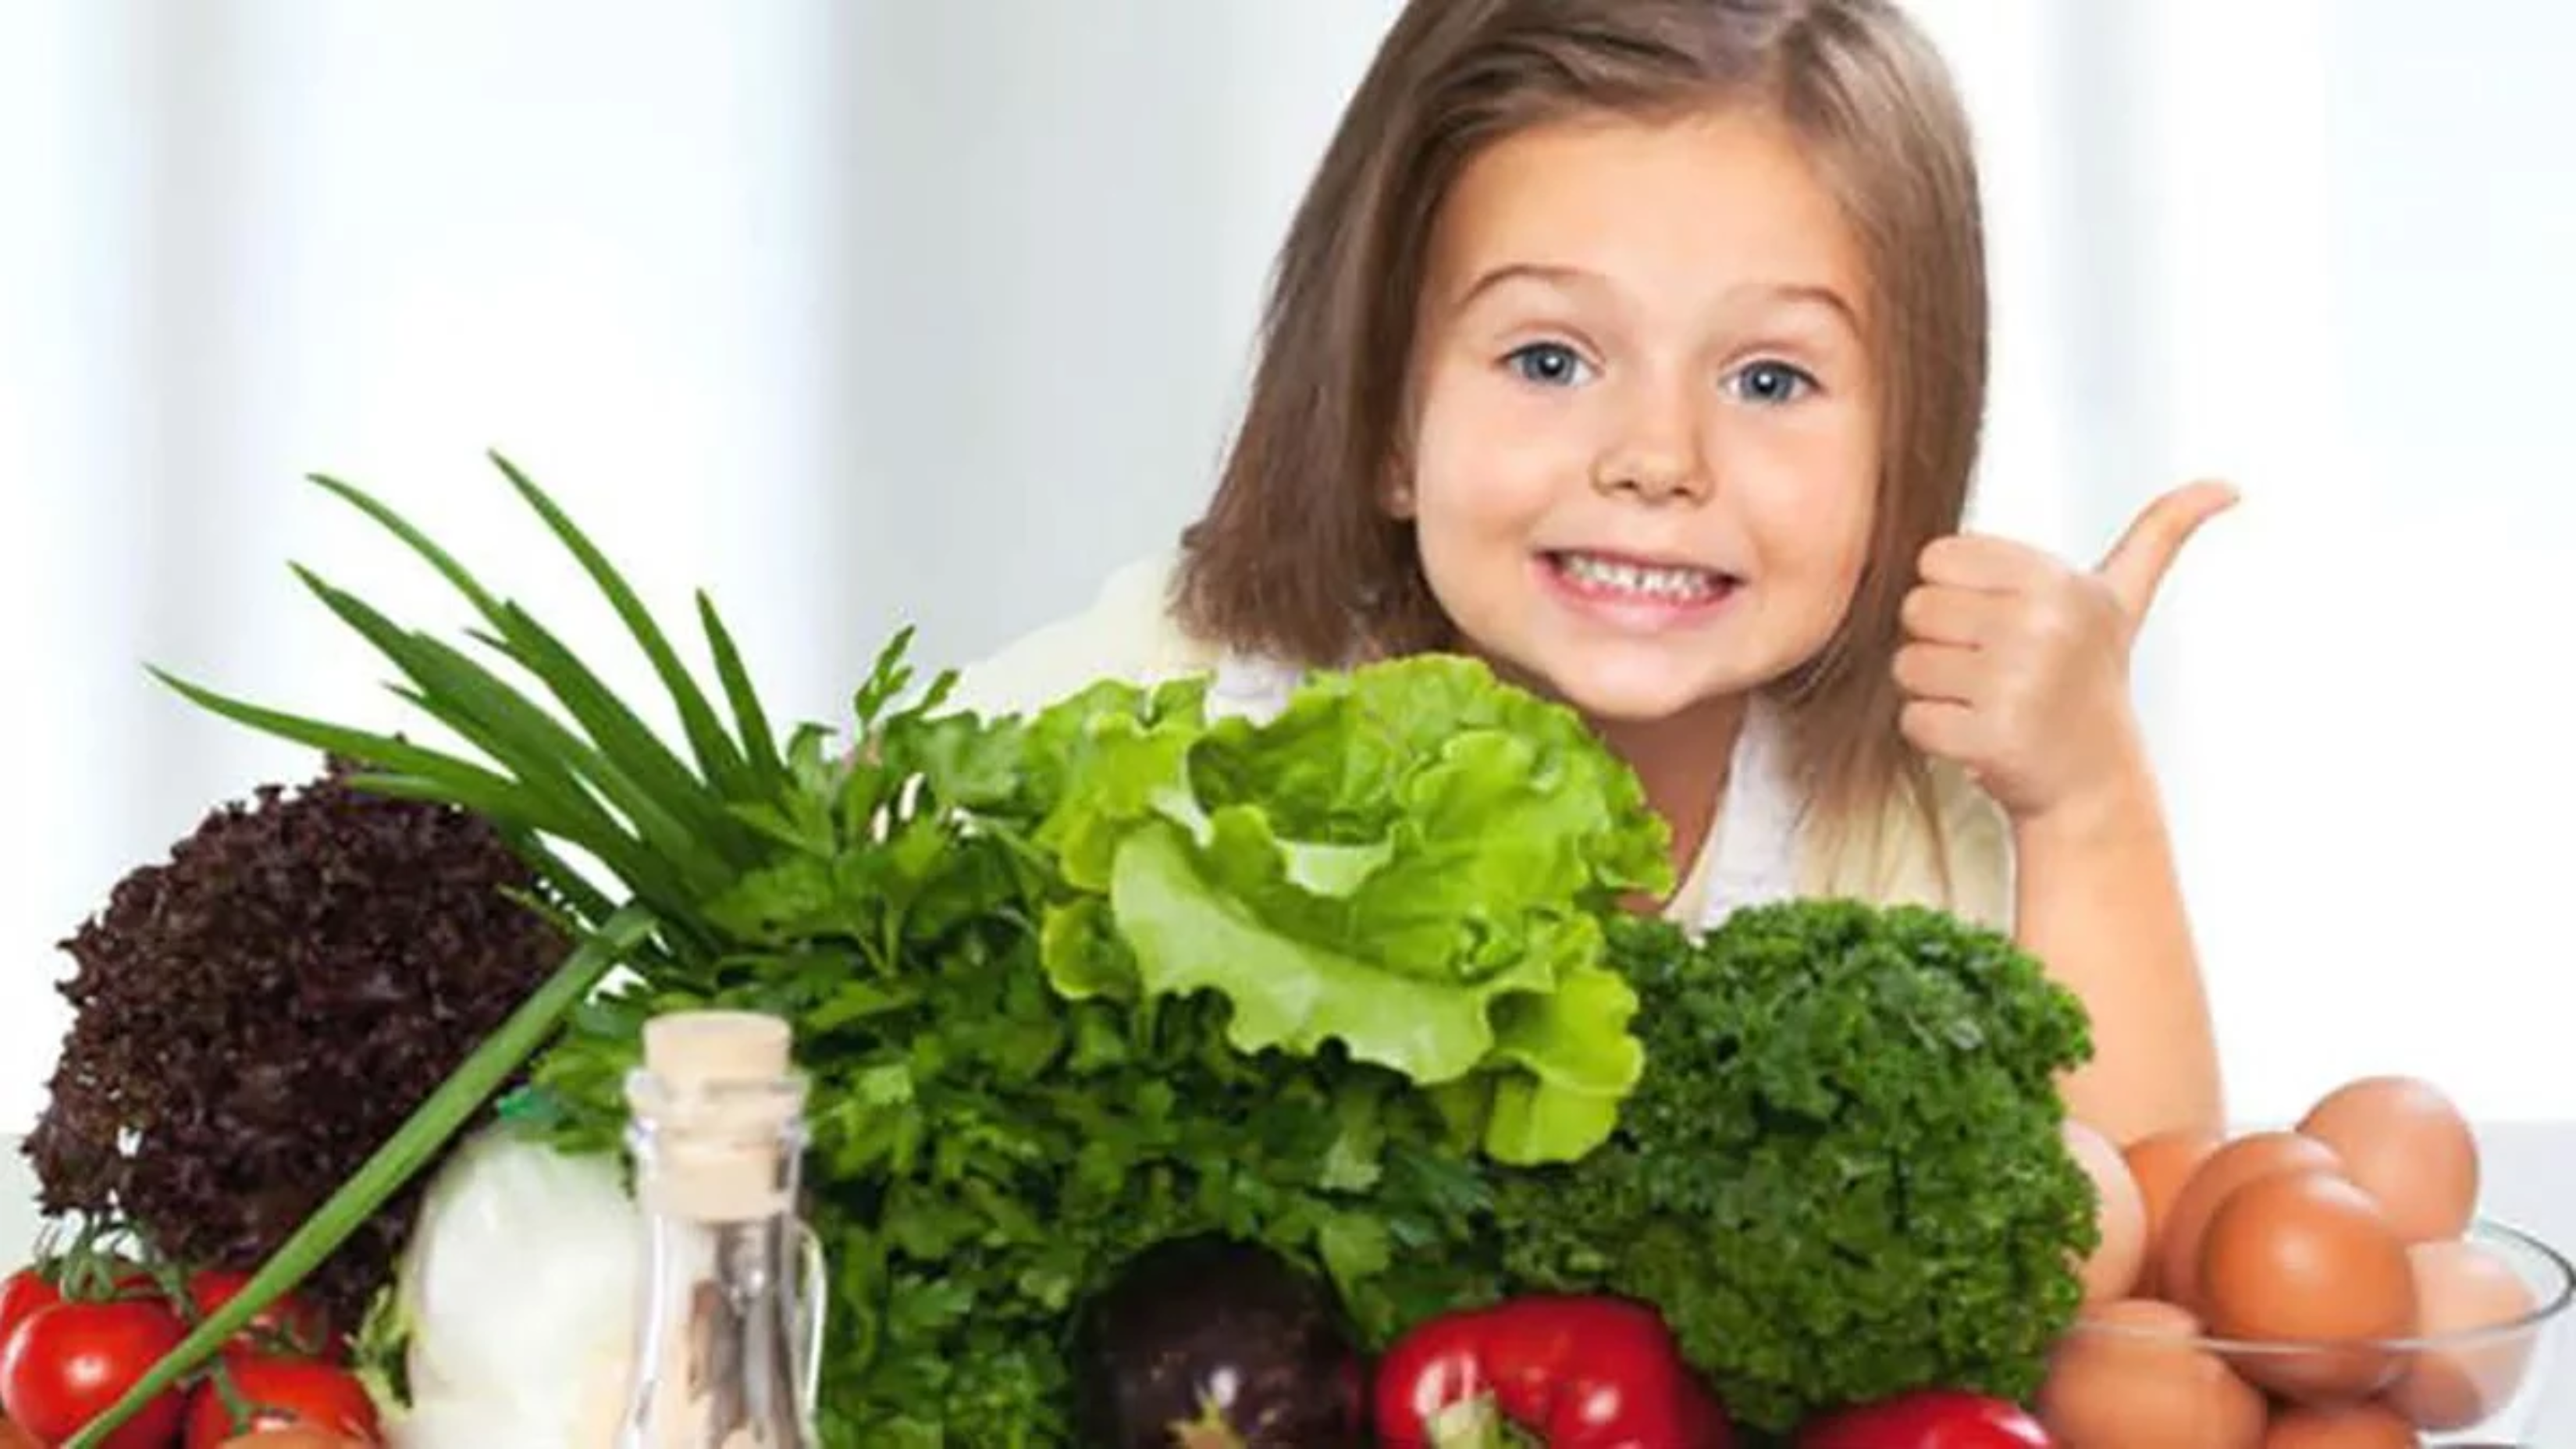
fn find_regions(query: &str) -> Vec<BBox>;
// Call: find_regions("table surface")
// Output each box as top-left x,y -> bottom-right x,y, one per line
9,1121 -> 2576,1267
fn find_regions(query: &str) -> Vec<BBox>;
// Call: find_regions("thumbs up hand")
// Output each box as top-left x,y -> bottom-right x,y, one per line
1892,481 -> 2237,824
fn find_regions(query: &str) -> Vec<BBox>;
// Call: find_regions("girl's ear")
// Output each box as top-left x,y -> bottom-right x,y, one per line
1380,453 -> 1417,519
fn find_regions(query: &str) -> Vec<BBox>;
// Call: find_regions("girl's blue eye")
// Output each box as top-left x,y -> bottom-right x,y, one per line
1727,359 -> 1817,405
1505,342 -> 1594,387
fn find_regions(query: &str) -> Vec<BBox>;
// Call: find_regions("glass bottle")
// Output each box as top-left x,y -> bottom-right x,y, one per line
614,1009 -> 824,1448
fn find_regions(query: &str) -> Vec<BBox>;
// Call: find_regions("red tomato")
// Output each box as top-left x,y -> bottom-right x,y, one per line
1797,1389 -> 2055,1448
0,1272 -> 62,1362
182,1356 -> 379,1447
0,1298 -> 189,1449
182,1273 -> 337,1361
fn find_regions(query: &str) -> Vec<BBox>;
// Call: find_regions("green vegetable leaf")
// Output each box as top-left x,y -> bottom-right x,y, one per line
699,589 -> 785,789
306,465 -> 766,879
488,450 -> 752,798
1024,653 -> 1669,1163
1108,817 -> 1516,1080
1036,899 -> 1137,1002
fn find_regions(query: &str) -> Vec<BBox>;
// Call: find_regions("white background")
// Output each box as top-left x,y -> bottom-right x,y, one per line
2,1 -> 2570,1134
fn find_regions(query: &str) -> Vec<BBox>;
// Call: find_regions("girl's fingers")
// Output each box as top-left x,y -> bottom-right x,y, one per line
1898,696 -> 1986,768
1891,640 -> 1987,706
1915,533 -> 2057,594
1898,584 -> 2016,647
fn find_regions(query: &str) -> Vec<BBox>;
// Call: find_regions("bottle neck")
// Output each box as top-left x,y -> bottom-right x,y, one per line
618,1080 -> 817,1448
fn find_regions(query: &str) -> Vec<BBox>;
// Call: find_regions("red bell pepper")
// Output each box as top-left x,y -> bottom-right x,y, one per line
1795,1389 -> 2054,1448
1372,1294 -> 1734,1449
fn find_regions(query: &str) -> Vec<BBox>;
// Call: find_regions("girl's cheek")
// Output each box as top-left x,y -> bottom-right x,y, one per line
1729,436 -> 1875,557
1414,415 -> 1574,519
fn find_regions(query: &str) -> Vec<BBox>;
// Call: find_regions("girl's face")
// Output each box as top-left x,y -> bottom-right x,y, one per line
1397,105 -> 1881,724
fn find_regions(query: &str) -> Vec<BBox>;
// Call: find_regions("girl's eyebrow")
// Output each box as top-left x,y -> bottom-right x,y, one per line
1749,283 -> 1863,335
1452,262 -> 1861,334
1450,262 -> 1599,310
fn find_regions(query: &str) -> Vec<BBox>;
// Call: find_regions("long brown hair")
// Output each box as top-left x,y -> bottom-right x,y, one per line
1175,0 -> 1988,859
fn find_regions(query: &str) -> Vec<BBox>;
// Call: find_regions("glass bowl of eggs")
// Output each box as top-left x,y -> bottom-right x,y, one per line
2037,1076 -> 2576,1447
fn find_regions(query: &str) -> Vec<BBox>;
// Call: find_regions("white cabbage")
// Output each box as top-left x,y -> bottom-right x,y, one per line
384,1126 -> 642,1448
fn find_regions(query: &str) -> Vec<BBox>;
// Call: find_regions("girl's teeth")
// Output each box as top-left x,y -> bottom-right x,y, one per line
1558,553 -> 1721,600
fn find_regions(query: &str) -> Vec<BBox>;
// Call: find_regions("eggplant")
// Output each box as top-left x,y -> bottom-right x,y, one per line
1069,1234 -> 1368,1449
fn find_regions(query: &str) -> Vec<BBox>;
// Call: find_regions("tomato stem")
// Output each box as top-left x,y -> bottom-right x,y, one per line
206,1358 -> 251,1436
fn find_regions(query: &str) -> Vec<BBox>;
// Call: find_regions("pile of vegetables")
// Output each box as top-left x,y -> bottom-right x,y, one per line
10,457 -> 2102,1448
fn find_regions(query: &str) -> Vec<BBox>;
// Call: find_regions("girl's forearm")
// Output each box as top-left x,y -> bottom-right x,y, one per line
2012,757 -> 2226,1145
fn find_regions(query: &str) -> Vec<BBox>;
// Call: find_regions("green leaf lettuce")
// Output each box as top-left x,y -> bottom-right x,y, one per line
1020,654 -> 1671,1165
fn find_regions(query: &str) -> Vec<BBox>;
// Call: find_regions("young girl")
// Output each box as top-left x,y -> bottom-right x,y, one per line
951,0 -> 2226,1147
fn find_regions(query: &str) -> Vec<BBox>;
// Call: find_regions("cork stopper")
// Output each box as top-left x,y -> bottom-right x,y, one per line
628,1010 -> 804,1224
642,1010 -> 792,1091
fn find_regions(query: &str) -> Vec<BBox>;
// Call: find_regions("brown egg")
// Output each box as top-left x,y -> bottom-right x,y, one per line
2386,1237 -> 2540,1429
2123,1126 -> 2221,1297
2157,1130 -> 2344,1312
2036,1298 -> 2266,1449
2297,1076 -> 2480,1244
2065,1119 -> 2149,1302
2199,1169 -> 2418,1400
2261,1400 -> 2420,1447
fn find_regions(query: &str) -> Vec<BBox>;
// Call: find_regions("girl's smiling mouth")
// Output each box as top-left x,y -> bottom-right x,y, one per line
1538,547 -> 1742,625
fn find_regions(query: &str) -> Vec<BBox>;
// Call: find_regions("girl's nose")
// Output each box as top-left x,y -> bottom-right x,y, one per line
1590,391 -> 1711,504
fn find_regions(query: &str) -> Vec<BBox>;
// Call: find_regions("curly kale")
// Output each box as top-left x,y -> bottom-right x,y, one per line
1490,902 -> 2098,1436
